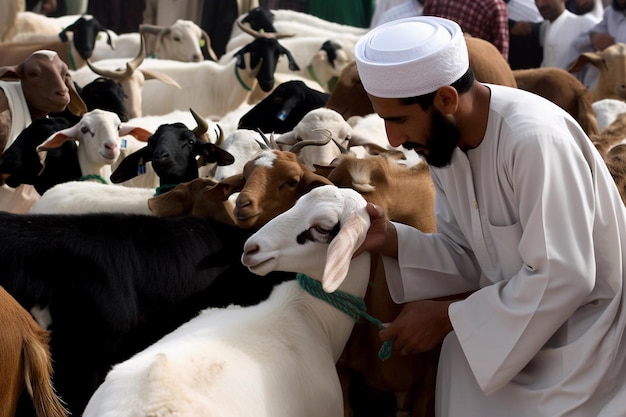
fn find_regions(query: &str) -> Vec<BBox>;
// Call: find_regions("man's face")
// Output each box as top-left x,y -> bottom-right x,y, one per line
535,0 -> 565,22
368,95 -> 460,168
614,0 -> 626,11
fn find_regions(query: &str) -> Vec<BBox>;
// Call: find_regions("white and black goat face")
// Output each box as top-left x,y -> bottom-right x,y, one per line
242,185 -> 369,292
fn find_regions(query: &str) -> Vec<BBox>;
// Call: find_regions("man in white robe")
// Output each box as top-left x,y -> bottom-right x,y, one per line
354,16 -> 626,416
537,0 -> 597,70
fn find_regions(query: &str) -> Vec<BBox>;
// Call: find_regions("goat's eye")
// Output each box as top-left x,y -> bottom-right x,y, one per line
187,139 -> 195,145
314,225 -> 332,235
173,35 -> 181,42
280,178 -> 298,189
81,126 -> 90,134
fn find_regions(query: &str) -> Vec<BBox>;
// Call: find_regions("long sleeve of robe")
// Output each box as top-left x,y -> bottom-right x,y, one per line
382,84 -> 626,416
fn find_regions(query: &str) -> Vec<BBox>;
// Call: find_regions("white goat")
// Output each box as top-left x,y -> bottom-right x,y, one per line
82,184 -> 371,417
29,181 -> 155,214
91,20 -> 217,63
37,109 -> 152,184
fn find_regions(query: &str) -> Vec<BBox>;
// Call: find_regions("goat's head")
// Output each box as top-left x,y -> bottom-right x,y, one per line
242,184 -> 370,292
36,109 -> 152,167
233,23 -> 299,92
58,15 -> 115,60
110,112 -> 233,186
0,50 -> 87,118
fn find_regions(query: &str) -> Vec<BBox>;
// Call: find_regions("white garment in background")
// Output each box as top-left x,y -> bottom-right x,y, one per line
372,0 -> 423,27
0,80 -> 41,213
506,0 -> 542,22
382,84 -> 626,416
539,9 -> 597,69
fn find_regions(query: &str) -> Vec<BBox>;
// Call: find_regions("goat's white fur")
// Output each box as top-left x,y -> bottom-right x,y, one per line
82,185 -> 371,417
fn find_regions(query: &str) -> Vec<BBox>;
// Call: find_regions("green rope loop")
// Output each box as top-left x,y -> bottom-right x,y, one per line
154,184 -> 177,196
297,273 -> 394,361
234,65 -> 254,91
79,174 -> 107,184
67,43 -> 77,70
306,64 -> 324,89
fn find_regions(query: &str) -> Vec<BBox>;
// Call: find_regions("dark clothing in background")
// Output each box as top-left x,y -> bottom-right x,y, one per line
88,0 -> 146,34
201,0 -> 238,58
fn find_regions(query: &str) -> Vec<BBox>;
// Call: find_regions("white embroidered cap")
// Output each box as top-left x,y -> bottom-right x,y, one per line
354,16 -> 469,98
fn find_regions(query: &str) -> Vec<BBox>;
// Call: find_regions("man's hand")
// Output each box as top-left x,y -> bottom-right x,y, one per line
591,32 -> 615,51
379,299 -> 454,356
353,203 -> 398,258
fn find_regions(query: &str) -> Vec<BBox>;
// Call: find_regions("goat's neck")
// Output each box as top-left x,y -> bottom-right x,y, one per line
77,151 -> 113,184
301,252 -> 371,361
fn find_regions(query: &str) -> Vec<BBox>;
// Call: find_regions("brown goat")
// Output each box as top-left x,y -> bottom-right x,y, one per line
315,153 -> 439,417
0,39 -> 87,69
513,67 -> 600,136
148,150 -> 333,229
325,35 -> 517,120
0,286 -> 68,417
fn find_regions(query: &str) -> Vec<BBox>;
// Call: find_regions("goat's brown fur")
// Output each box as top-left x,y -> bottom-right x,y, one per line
0,286 -> 68,417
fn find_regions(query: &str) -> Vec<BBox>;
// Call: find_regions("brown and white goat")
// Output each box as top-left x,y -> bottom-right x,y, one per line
0,286 -> 68,417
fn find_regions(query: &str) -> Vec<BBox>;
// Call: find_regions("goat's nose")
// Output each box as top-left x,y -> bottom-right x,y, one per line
192,54 -> 202,62
105,142 -> 118,150
236,193 -> 252,209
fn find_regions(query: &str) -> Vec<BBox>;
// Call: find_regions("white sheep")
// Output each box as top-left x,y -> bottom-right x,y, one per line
82,184 -> 372,417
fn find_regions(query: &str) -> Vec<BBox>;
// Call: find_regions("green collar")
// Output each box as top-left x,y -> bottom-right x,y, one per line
234,65 -> 254,91
297,273 -> 393,360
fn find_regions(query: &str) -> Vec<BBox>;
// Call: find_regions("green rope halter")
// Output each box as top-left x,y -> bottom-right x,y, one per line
297,273 -> 394,361
66,43 -> 77,70
79,174 -> 107,184
234,65 -> 254,92
154,184 -> 177,196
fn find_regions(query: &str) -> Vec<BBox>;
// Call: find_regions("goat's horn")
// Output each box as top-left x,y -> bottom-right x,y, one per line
269,132 -> 279,149
127,33 -> 147,72
288,129 -> 333,154
255,127 -> 271,147
86,58 -> 132,79
190,108 -> 209,139
236,19 -> 295,40
215,123 -> 225,147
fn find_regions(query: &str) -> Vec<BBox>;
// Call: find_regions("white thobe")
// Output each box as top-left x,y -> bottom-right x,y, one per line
0,81 -> 42,213
540,10 -> 597,70
382,84 -> 626,416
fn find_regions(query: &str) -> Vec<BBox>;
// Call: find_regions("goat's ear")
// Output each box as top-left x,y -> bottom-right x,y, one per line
217,173 -> 245,196
567,52 -> 600,73
148,186 -> 190,217
66,78 -> 88,116
120,125 -> 152,142
301,170 -> 333,190
37,125 -> 82,151
312,164 -> 335,178
110,147 -> 153,183
141,69 -> 181,89
0,66 -> 20,81
275,130 -> 296,146
322,210 -> 370,293
201,143 -> 235,166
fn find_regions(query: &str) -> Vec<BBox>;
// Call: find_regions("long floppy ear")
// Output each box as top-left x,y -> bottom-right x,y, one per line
37,124 -> 82,151
66,77 -> 88,116
0,66 -> 20,81
200,143 -> 235,166
119,125 -> 152,141
322,209 -> 370,293
109,147 -> 153,183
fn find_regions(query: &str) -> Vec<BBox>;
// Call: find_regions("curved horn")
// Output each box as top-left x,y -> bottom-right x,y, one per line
236,19 -> 294,40
215,123 -> 225,147
86,58 -> 133,79
127,33 -> 147,72
190,108 -> 209,139
288,128 -> 333,154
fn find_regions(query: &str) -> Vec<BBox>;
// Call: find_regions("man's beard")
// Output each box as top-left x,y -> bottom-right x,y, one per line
403,107 -> 461,168
613,0 -> 626,11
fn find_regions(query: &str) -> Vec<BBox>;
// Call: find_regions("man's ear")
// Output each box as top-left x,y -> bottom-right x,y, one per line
433,86 -> 459,115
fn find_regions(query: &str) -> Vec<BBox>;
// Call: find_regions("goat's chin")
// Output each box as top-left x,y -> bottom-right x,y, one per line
242,256 -> 276,276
